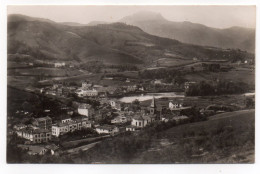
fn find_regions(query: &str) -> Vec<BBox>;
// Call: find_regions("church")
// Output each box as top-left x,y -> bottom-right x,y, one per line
148,96 -> 163,120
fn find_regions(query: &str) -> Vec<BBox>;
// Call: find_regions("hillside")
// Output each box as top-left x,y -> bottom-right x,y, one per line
120,11 -> 255,53
80,109 -> 254,164
8,14 -> 254,67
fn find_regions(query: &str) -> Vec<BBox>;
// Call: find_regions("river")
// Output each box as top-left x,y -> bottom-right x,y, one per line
118,92 -> 184,103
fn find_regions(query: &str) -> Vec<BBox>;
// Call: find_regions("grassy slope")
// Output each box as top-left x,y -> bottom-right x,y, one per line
131,109 -> 255,163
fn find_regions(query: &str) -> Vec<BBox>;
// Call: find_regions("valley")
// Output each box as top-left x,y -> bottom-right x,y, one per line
6,10 -> 255,165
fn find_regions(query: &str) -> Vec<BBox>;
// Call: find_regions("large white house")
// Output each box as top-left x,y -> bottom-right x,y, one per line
52,117 -> 91,137
16,128 -> 52,144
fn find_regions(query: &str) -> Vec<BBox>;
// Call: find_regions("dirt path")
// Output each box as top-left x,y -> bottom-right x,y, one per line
65,141 -> 101,154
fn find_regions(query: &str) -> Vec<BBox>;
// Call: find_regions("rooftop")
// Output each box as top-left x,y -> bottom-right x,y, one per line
35,116 -> 51,122
78,103 -> 92,109
96,125 -> 117,130
19,128 -> 51,134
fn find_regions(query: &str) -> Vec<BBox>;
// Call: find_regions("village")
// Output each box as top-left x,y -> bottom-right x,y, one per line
8,73 -> 254,158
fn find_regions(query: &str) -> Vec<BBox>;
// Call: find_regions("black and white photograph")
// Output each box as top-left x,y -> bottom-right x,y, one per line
5,5 -> 256,165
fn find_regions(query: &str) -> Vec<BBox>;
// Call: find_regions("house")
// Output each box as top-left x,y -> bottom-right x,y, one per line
32,116 -> 52,130
52,84 -> 63,90
51,116 -> 91,137
60,115 -> 72,123
126,125 -> 136,132
126,85 -> 137,92
131,114 -> 156,128
54,62 -> 65,68
78,103 -> 94,117
95,125 -> 119,135
169,101 -> 183,110
184,81 -> 197,90
16,128 -> 52,144
111,115 -> 127,124
138,86 -> 145,91
154,79 -> 162,85
18,145 -> 48,155
45,144 -> 60,155
13,123 -> 27,130
82,81 -> 92,89
75,88 -> 98,97
110,100 -> 122,111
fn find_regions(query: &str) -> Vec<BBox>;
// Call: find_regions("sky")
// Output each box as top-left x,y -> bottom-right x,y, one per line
7,6 -> 256,29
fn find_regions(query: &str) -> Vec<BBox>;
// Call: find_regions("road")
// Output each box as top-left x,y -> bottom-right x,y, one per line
62,135 -> 110,148
65,141 -> 101,155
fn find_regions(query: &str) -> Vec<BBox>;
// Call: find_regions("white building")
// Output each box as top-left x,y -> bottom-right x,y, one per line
16,128 -> 52,144
75,89 -> 98,97
169,101 -> 183,110
78,103 -> 94,117
110,100 -> 122,111
95,125 -> 119,135
54,62 -> 65,68
111,116 -> 127,124
126,125 -> 136,132
131,115 -> 156,128
52,117 -> 91,137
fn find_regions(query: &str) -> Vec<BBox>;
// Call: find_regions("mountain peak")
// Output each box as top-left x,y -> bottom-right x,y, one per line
120,11 -> 167,23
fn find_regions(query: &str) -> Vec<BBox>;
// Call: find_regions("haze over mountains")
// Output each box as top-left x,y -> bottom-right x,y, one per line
8,14 -> 254,66
120,11 -> 255,53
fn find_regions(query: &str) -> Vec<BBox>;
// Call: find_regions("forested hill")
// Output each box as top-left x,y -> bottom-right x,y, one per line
8,14 -> 254,66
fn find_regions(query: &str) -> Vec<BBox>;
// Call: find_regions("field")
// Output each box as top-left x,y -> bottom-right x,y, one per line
8,67 -> 83,77
184,67 -> 254,87
139,93 -> 249,109
156,58 -> 195,67
131,109 -> 255,163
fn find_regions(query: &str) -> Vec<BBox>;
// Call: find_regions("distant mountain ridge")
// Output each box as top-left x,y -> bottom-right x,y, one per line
120,11 -> 255,53
8,14 -> 254,66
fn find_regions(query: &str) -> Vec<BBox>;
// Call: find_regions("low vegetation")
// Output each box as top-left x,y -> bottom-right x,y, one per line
186,80 -> 249,96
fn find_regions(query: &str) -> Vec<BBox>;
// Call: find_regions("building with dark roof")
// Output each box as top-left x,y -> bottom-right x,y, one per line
16,128 -> 52,144
32,116 -> 52,130
131,114 -> 156,128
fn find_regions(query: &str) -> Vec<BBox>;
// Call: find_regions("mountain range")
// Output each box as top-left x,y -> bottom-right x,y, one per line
8,14 -> 254,66
120,11 -> 255,53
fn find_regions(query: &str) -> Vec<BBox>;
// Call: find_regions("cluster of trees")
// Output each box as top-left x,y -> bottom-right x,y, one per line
68,93 -> 100,109
80,61 -> 103,73
139,68 -> 181,80
186,80 -> 249,96
202,63 -> 221,72
59,128 -> 98,141
139,69 -> 187,87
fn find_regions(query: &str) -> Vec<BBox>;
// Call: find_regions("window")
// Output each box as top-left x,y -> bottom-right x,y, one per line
139,122 -> 141,126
